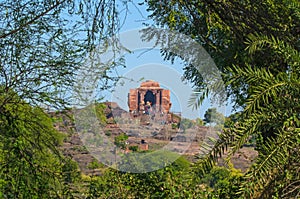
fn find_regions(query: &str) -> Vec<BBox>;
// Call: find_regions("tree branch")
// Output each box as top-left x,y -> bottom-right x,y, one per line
0,0 -> 66,39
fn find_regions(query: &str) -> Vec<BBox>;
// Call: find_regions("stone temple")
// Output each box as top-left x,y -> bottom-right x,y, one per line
128,80 -> 172,114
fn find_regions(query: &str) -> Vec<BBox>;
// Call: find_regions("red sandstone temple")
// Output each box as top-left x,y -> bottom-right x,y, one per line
128,80 -> 172,114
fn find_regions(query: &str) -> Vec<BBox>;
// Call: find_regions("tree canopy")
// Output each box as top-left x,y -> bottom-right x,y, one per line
145,0 -> 300,107
0,1 -> 126,197
0,0 -> 126,109
195,23 -> 300,199
0,91 -> 65,198
203,108 -> 225,125
0,0 -> 299,198
145,0 -> 300,197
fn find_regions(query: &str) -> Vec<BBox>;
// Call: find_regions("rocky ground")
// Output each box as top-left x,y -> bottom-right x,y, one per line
51,104 -> 257,175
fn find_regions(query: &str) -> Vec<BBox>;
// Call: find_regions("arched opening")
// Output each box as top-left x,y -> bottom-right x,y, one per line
144,90 -> 156,106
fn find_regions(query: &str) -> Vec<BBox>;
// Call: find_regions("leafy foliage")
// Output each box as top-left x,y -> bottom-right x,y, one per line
0,0 -> 127,109
179,118 -> 195,132
94,103 -> 108,126
145,1 -> 299,197
203,108 -> 225,125
0,1 -> 127,196
0,92 -> 66,198
200,165 -> 243,199
114,133 -> 128,150
86,155 -> 209,199
0,1 -> 299,198
145,0 -> 300,108
194,35 -> 300,198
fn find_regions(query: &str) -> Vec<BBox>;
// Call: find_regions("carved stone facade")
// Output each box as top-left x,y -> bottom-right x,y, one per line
128,80 -> 172,114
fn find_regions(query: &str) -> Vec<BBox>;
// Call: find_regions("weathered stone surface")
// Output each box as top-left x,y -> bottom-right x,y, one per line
128,80 -> 172,113
140,81 -> 160,88
161,90 -> 171,113
128,89 -> 138,111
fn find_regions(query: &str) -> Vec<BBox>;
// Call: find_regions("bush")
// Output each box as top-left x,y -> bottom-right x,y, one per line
129,145 -> 138,152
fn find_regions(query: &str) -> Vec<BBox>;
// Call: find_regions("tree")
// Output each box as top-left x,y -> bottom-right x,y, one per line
86,154 -> 209,198
203,108 -> 225,125
145,3 -> 300,196
0,92 -> 66,198
200,165 -> 242,199
224,112 -> 241,128
196,117 -> 204,126
179,118 -> 195,132
195,36 -> 300,198
0,1 -> 127,197
0,0 -> 126,109
114,133 -> 129,150
145,0 -> 300,108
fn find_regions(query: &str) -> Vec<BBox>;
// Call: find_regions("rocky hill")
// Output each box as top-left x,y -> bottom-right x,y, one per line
50,103 -> 257,175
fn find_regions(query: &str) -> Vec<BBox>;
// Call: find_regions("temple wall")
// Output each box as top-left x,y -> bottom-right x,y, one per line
128,81 -> 171,114
128,89 -> 138,112
161,90 -> 171,113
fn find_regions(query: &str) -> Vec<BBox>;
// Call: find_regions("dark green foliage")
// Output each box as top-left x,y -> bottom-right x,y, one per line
114,133 -> 129,150
128,145 -> 138,152
0,93 -> 65,198
146,1 -> 299,197
224,112 -> 241,128
94,103 -> 108,126
104,130 -> 112,137
62,158 -> 81,184
194,36 -> 300,198
86,155 -> 209,198
146,0 -> 300,108
204,108 -> 225,125
200,166 -> 242,199
179,118 -> 195,132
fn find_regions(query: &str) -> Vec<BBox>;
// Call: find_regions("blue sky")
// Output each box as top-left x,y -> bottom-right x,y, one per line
99,2 -> 233,119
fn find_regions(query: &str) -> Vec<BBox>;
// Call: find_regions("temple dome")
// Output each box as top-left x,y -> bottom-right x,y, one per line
140,80 -> 160,88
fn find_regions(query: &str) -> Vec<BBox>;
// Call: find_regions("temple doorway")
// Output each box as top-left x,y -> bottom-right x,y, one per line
128,80 -> 171,114
144,90 -> 156,106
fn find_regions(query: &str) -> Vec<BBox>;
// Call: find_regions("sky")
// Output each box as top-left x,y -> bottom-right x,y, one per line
93,2 -> 233,119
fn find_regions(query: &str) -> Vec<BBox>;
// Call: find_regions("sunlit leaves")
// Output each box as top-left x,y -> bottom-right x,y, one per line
0,94 -> 65,198
193,33 -> 299,198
